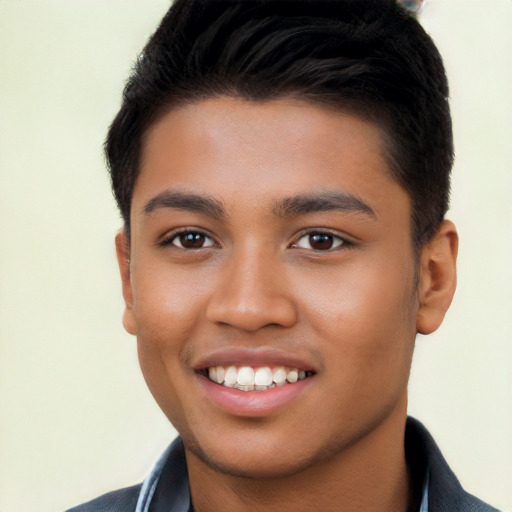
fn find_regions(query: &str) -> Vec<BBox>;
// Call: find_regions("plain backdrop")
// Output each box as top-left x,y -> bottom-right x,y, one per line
0,1 -> 511,511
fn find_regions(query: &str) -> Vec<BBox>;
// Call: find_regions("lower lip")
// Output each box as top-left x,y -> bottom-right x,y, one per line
198,374 -> 313,417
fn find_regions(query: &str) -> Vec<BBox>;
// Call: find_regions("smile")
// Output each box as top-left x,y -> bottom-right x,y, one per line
201,365 -> 313,391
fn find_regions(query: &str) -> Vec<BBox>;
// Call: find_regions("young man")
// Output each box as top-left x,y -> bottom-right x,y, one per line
68,1 -> 500,511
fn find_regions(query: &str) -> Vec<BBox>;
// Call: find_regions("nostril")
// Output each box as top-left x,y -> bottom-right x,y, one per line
206,295 -> 298,331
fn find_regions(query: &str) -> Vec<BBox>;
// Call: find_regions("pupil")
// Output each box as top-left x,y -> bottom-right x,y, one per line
310,234 -> 333,250
181,233 -> 204,248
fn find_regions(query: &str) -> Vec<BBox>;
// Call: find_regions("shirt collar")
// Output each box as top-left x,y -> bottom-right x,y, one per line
136,436 -> 430,512
419,472 -> 430,512
135,437 -> 191,512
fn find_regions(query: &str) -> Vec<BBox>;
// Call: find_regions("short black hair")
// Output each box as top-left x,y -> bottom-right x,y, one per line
106,0 -> 453,247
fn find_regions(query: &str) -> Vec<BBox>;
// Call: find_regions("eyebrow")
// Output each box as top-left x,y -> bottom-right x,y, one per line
273,191 -> 376,218
143,189 -> 375,221
143,190 -> 225,220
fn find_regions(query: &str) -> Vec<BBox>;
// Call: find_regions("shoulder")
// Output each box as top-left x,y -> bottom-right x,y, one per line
64,437 -> 187,512
65,484 -> 142,512
406,417 -> 501,512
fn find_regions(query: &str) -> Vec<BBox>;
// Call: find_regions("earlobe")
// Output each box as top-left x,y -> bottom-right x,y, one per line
416,220 -> 458,335
115,229 -> 138,336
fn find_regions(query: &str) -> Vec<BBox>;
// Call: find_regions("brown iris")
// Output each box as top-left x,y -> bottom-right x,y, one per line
308,233 -> 336,251
179,232 -> 207,248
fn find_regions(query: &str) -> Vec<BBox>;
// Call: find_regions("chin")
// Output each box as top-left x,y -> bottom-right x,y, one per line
188,444 -> 318,480
182,426 -> 351,481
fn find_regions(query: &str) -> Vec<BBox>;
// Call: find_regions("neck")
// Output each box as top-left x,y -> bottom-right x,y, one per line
186,398 -> 413,512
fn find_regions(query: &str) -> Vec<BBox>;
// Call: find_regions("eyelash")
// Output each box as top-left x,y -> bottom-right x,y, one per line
159,229 -> 353,252
291,231 -> 352,252
159,229 -> 217,250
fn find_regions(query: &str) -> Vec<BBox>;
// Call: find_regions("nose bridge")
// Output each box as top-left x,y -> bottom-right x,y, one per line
206,242 -> 298,331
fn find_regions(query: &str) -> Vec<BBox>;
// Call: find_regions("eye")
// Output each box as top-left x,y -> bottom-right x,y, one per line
164,231 -> 216,249
293,232 -> 346,251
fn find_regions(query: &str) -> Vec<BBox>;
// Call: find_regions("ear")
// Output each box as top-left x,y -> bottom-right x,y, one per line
416,220 -> 458,335
115,229 -> 138,336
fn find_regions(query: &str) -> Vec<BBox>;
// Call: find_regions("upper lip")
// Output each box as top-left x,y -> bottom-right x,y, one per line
192,347 -> 319,373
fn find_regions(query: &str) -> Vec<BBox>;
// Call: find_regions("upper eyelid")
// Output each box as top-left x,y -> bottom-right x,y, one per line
158,227 -> 219,247
291,228 -> 353,244
157,227 -> 355,248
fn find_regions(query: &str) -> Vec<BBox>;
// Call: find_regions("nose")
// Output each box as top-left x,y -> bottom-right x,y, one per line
206,246 -> 298,332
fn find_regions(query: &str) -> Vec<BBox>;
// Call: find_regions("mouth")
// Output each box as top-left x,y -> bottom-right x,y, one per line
198,365 -> 315,391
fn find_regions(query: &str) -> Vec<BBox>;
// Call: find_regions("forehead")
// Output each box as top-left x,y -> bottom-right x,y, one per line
135,97 -> 408,221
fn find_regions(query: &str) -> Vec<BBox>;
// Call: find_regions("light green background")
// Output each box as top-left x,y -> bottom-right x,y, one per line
1,1 -> 511,511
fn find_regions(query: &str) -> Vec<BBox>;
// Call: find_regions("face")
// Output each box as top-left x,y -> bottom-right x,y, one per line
120,97 -> 422,479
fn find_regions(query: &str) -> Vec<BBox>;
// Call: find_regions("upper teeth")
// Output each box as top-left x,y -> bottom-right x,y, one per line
207,365 -> 308,391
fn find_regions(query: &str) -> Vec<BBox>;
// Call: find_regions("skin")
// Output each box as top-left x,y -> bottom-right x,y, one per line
116,97 -> 458,512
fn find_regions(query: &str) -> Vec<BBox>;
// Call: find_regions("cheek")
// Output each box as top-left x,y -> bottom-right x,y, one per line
131,264 -> 212,428
294,255 -> 417,374
136,339 -> 192,437
130,265 -> 211,409
131,263 -> 212,343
